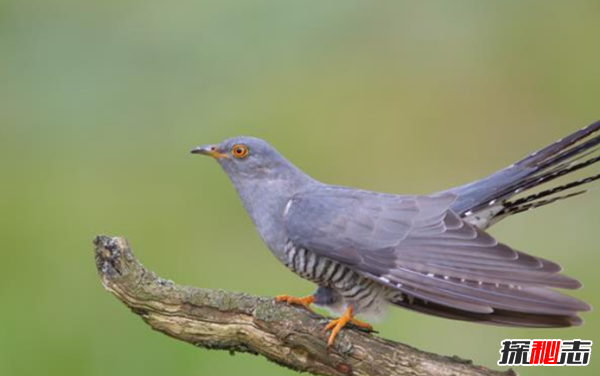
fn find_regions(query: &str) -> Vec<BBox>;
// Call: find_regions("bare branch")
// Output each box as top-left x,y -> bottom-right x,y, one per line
93,235 -> 514,376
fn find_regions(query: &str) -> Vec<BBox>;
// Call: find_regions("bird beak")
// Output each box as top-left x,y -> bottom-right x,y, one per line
190,145 -> 228,159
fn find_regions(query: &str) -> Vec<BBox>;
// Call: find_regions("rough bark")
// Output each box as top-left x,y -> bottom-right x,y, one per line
93,235 -> 515,376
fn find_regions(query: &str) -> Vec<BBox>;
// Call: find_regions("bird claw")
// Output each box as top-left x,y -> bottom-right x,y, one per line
324,319 -> 340,332
275,294 -> 315,312
323,307 -> 373,348
349,318 -> 374,332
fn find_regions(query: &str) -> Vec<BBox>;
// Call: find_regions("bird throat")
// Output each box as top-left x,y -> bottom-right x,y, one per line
228,173 -> 315,256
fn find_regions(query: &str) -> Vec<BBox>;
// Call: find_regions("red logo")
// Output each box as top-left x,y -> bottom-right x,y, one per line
498,339 -> 592,366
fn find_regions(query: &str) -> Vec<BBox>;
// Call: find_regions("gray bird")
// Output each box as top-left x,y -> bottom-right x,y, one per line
191,121 -> 599,347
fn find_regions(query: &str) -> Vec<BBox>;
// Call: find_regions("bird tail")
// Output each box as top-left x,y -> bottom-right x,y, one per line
392,298 -> 583,328
448,120 -> 600,227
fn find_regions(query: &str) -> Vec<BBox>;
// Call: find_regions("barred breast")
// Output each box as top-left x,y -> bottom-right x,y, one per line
282,241 -> 403,318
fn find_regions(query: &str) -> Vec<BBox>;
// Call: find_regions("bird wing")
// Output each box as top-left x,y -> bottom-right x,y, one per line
284,186 -> 589,317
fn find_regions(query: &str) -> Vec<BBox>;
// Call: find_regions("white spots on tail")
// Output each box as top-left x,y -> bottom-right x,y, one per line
463,205 -> 505,230
413,272 -> 530,292
378,276 -> 390,284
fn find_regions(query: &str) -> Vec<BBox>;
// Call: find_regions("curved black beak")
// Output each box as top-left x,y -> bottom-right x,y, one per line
190,145 -> 209,155
190,145 -> 227,159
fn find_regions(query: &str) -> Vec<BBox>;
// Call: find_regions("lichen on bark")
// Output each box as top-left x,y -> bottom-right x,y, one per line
94,235 -> 514,376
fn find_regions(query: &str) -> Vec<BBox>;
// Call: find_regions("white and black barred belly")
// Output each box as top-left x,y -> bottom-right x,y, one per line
283,241 -> 403,318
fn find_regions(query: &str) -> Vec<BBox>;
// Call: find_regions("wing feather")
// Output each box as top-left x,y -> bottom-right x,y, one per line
284,186 -> 590,320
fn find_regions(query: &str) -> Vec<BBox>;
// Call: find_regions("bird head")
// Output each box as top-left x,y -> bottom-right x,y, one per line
191,136 -> 308,182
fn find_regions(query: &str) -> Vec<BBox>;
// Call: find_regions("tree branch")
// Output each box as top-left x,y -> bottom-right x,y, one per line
93,235 -> 514,376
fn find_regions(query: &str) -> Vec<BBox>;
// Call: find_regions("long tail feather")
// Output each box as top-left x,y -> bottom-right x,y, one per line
392,299 -> 583,328
449,120 -> 600,228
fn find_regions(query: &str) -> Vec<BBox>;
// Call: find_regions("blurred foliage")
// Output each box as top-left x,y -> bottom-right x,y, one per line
0,1 -> 599,375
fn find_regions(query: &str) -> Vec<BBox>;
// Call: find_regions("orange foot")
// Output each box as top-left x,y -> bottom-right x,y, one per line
323,306 -> 374,348
275,294 -> 315,312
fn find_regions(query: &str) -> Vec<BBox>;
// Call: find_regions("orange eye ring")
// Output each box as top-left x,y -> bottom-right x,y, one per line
231,144 -> 249,159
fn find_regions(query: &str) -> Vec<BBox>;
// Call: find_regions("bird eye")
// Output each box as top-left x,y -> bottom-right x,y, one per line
231,144 -> 249,159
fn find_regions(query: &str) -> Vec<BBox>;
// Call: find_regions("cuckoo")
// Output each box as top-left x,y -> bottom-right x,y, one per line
191,121 -> 598,347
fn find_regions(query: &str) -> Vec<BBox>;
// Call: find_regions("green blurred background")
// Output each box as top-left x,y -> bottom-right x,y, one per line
1,1 -> 598,375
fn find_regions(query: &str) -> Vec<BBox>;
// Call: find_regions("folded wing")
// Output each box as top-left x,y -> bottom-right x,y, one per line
284,187 -> 590,326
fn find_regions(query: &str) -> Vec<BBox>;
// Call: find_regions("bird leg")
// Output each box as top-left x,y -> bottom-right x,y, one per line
323,306 -> 373,348
275,294 -> 315,311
